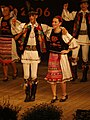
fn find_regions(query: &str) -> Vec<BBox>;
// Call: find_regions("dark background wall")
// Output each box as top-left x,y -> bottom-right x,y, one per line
0,0 -> 90,31
24,0 -> 80,25
0,0 -> 81,25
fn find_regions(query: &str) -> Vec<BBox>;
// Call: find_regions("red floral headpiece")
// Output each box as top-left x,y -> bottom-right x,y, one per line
54,16 -> 63,22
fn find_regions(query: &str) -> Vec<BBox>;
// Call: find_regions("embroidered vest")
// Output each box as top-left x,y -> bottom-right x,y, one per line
16,23 -> 47,57
0,17 -> 13,37
73,12 -> 90,39
49,30 -> 68,53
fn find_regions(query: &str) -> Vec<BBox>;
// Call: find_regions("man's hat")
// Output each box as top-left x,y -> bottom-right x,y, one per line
63,0 -> 69,4
28,10 -> 38,16
80,0 -> 89,4
0,4 -> 12,11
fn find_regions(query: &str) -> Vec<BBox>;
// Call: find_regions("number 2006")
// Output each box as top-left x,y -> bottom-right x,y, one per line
36,7 -> 51,17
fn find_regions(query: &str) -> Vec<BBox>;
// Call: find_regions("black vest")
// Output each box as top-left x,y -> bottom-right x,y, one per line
16,24 -> 47,57
49,30 -> 68,53
0,17 -> 13,37
73,12 -> 90,39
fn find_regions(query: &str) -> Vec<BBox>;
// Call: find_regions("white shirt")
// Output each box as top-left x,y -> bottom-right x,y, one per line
62,9 -> 90,45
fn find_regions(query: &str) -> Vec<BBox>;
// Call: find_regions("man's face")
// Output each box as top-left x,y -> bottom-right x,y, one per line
2,6 -> 10,17
80,2 -> 88,11
29,14 -> 38,24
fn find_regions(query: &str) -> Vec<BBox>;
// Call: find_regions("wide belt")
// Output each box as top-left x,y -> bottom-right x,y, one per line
25,45 -> 37,51
79,30 -> 88,35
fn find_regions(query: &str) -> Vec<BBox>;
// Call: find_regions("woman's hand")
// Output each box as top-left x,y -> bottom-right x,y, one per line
62,28 -> 68,35
60,49 -> 70,54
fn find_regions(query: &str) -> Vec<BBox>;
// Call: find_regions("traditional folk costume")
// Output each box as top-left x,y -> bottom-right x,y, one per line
16,22 -> 52,102
0,17 -> 20,64
62,2 -> 90,81
45,28 -> 78,83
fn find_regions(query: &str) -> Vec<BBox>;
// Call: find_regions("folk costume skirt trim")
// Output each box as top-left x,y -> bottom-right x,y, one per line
45,52 -> 73,83
45,53 -> 63,83
0,37 -> 19,64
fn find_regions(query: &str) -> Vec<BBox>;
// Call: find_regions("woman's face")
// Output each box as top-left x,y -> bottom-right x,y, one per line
2,7 -> 10,17
52,18 -> 61,29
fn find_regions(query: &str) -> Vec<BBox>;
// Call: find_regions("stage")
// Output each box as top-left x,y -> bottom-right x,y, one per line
0,61 -> 90,120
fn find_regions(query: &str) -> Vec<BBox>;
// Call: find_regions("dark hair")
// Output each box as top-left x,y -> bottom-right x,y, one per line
28,10 -> 38,16
21,103 -> 63,120
54,16 -> 63,22
80,0 -> 89,4
1,5 -> 12,11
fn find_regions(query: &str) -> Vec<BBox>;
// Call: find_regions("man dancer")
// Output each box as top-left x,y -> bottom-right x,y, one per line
15,10 -> 52,102
62,0 -> 90,82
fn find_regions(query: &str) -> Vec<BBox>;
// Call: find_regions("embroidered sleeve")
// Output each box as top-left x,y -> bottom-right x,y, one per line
0,17 -> 3,26
62,32 -> 79,50
62,32 -> 73,44
41,24 -> 52,40
62,9 -> 77,21
11,18 -> 25,35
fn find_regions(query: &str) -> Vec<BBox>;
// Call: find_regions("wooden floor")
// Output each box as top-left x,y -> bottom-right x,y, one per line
0,61 -> 90,120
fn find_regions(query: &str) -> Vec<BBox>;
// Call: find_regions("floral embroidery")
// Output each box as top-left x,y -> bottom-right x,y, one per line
51,36 -> 58,42
16,24 -> 47,57
73,12 -> 90,38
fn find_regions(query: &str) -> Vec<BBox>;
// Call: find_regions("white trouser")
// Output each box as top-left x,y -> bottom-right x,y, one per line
23,62 -> 38,80
81,45 -> 89,63
71,45 -> 80,66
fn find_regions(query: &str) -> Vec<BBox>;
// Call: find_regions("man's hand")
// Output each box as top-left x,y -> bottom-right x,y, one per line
63,3 -> 68,11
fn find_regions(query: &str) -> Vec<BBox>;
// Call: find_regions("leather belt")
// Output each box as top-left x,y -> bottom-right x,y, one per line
79,30 -> 87,35
25,45 -> 37,51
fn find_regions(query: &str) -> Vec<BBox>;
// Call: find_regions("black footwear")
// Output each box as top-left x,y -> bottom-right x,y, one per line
71,65 -> 78,81
30,96 -> 35,102
24,80 -> 31,102
3,77 -> 8,82
12,69 -> 18,80
51,96 -> 58,103
59,95 -> 68,102
71,76 -> 79,82
80,63 -> 89,82
24,95 -> 31,102
30,79 -> 38,102
80,79 -> 87,82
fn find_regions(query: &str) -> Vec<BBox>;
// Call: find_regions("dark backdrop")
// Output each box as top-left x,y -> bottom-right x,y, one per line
0,0 -> 81,26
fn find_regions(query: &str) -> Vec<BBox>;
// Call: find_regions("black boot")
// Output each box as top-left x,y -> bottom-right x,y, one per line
71,65 -> 78,81
30,79 -> 38,101
24,79 -> 31,102
80,64 -> 89,82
